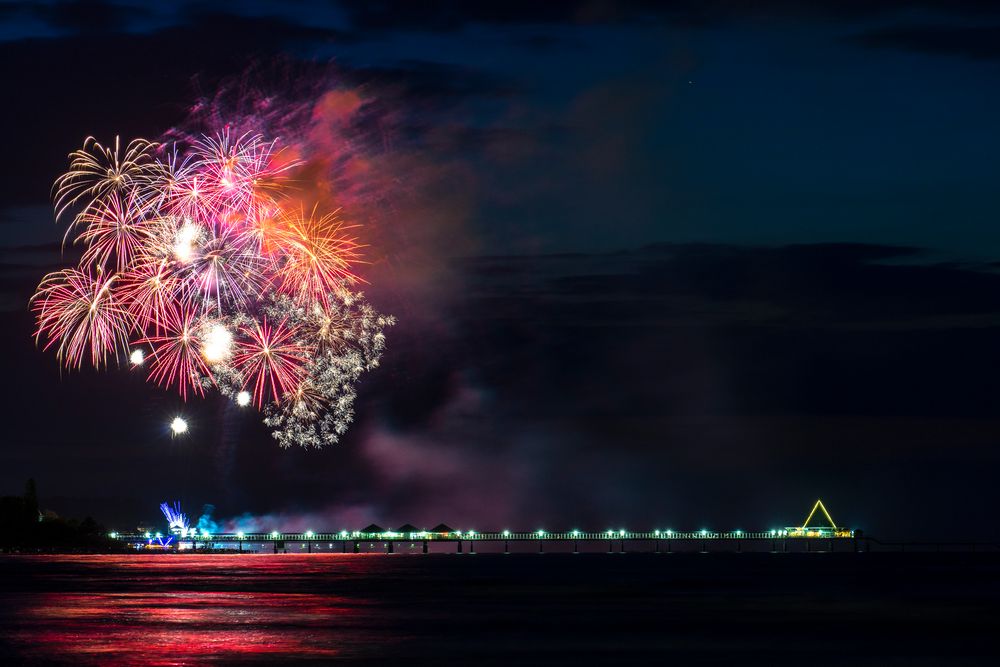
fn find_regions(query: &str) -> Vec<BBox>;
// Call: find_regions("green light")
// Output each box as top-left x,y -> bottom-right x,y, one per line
502,529 -> 510,536
654,530 -> 660,536
735,530 -> 742,536
536,529 -> 545,537
109,532 -> 117,539
237,532 -> 245,539
619,529 -> 625,536
606,529 -> 614,536
666,529 -> 673,536
340,530 -> 348,537
305,530 -> 314,538
270,530 -> 279,538
144,532 -> 151,538
572,529 -> 579,536
700,529 -> 707,536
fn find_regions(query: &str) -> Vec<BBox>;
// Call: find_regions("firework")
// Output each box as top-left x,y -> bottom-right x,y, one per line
34,129 -> 393,448
272,206 -> 362,307
52,136 -> 160,226
233,316 -> 308,408
31,268 -> 135,369
138,305 -> 214,400
160,501 -> 190,534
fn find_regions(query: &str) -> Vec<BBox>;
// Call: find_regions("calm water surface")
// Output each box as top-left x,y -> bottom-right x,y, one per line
1,553 -> 998,665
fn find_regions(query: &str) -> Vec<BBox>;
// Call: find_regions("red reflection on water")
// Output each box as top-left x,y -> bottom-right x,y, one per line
2,555 -> 397,665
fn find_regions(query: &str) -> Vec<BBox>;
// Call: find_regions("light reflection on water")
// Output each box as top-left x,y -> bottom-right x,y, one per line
0,555 -> 405,665
3,553 -> 1000,664
11,592 -> 352,663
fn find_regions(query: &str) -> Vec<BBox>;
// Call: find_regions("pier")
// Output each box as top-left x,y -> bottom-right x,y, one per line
107,500 -> 925,554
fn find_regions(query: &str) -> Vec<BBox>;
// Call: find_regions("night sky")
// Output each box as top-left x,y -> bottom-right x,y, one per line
2,0 -> 1000,540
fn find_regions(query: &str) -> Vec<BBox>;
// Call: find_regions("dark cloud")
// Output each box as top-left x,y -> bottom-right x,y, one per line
35,0 -> 148,34
9,0 -> 1000,43
346,60 -> 523,102
334,0 -> 1000,32
850,24 -> 1000,60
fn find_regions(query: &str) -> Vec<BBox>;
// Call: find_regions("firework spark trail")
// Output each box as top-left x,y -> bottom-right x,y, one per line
160,501 -> 190,534
233,316 -> 308,408
31,268 -> 134,369
32,129 -> 394,448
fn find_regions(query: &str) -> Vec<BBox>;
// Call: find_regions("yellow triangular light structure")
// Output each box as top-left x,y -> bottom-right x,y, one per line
784,499 -> 853,538
800,499 -> 837,529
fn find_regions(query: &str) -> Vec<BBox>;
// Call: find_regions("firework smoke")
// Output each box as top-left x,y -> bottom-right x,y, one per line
32,125 -> 394,448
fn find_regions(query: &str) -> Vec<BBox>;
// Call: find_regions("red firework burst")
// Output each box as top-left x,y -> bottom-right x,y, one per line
233,316 -> 308,408
138,304 -> 213,399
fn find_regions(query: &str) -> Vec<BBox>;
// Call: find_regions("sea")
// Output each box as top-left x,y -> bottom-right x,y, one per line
0,552 -> 998,665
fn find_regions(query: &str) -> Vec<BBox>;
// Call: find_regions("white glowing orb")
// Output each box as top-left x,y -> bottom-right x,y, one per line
170,416 -> 188,435
236,391 -> 251,407
173,223 -> 200,263
202,323 -> 233,363
129,349 -> 144,366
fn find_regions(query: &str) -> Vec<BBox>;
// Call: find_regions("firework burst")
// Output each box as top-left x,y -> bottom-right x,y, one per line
33,129 -> 394,448
233,316 -> 308,408
31,268 -> 134,369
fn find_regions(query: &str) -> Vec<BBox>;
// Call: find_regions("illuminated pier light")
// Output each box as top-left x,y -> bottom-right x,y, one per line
111,500 -> 857,553
784,499 -> 853,538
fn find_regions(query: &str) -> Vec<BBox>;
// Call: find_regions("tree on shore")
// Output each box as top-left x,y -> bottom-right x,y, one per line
0,479 -> 119,553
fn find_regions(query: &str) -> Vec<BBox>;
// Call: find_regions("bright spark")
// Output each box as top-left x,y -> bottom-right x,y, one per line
170,416 -> 188,434
129,348 -> 144,365
236,390 -> 251,407
173,222 -> 200,263
201,323 -> 233,363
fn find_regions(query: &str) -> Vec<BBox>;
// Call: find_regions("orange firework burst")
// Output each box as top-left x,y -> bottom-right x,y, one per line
271,205 -> 362,307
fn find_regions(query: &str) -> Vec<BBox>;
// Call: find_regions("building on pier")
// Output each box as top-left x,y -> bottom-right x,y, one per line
784,499 -> 853,538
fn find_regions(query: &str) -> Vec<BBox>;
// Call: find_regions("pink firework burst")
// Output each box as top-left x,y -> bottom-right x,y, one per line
138,305 -> 213,400
233,316 -> 308,408
75,189 -> 155,271
119,256 -> 182,333
176,223 -> 266,314
31,268 -> 134,369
